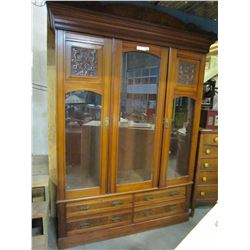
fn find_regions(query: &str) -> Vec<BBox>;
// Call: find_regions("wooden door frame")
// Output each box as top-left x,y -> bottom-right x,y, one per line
159,48 -> 206,187
109,40 -> 169,193
56,30 -> 112,201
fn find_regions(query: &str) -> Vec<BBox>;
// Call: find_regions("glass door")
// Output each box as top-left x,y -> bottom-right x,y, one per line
110,41 -> 168,192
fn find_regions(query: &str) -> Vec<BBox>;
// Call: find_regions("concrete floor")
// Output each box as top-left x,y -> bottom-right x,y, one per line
48,205 -> 213,250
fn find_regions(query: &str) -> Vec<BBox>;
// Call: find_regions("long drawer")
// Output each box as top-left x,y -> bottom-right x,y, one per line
66,194 -> 132,219
199,158 -> 218,171
201,145 -> 218,158
134,187 -> 186,206
196,185 -> 218,201
134,199 -> 185,223
198,171 -> 218,185
67,209 -> 132,234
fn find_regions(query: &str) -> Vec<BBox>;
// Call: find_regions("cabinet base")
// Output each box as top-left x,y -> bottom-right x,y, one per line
58,212 -> 189,249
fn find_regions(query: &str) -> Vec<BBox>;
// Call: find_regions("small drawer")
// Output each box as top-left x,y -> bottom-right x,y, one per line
134,187 -> 186,206
32,187 -> 45,202
201,145 -> 218,158
134,199 -> 185,223
67,194 -> 132,219
199,159 -> 218,171
198,171 -> 218,185
67,210 -> 132,234
203,133 -> 218,145
196,185 -> 218,201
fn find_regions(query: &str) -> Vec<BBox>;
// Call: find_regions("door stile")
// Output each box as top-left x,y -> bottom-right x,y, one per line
109,40 -> 122,193
159,48 -> 177,187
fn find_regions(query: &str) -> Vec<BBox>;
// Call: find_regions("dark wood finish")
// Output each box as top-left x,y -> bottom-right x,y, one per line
47,2 -> 216,54
48,2 -> 216,248
191,129 -> 218,212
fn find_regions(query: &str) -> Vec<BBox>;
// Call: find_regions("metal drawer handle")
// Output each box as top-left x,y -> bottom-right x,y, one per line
79,205 -> 89,211
200,191 -> 206,197
169,192 -> 179,196
205,148 -> 211,155
202,177 -> 207,182
80,222 -> 91,228
168,205 -> 177,211
111,200 -> 123,206
143,210 -> 153,217
144,195 -> 153,201
111,216 -> 122,223
214,136 -> 218,143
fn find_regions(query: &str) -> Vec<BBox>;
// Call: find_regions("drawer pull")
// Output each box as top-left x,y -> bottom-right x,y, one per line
203,162 -> 209,168
214,136 -> 218,143
169,191 -> 179,196
144,195 -> 153,201
111,216 -> 122,223
79,205 -> 89,211
80,222 -> 91,228
202,177 -> 207,182
111,200 -> 123,206
205,149 -> 211,155
143,210 -> 153,217
168,205 -> 177,211
200,191 -> 206,197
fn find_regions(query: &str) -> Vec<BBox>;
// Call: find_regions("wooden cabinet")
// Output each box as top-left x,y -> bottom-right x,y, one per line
192,129 -> 218,209
47,2 -> 216,248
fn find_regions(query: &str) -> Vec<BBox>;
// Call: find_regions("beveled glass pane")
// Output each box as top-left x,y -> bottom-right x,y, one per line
117,51 -> 160,184
71,46 -> 98,77
65,91 -> 102,190
167,97 -> 195,179
178,61 -> 196,85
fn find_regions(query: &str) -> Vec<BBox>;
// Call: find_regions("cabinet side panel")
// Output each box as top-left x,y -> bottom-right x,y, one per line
48,27 -> 57,217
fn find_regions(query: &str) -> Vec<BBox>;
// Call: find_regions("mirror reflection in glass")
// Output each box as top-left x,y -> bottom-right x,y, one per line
65,91 -> 102,190
117,51 -> 160,184
167,97 -> 195,179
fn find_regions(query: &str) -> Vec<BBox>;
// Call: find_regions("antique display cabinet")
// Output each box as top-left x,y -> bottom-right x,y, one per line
47,2 -> 216,248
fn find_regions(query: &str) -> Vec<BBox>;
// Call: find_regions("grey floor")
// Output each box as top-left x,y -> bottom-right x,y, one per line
48,205 -> 213,250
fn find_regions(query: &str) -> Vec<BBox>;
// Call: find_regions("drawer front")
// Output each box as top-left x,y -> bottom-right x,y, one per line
134,199 -> 185,223
198,171 -> 218,185
199,158 -> 218,171
201,145 -> 218,158
67,211 -> 132,233
196,185 -> 218,201
66,194 -> 132,219
134,187 -> 186,206
203,133 -> 218,146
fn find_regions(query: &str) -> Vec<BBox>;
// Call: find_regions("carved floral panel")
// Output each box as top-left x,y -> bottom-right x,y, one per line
71,46 -> 98,77
178,61 -> 196,85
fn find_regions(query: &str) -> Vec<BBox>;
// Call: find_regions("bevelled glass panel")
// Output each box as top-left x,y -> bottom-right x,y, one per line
71,47 -> 98,77
167,97 -> 195,179
117,51 -> 160,184
178,61 -> 196,85
65,91 -> 102,190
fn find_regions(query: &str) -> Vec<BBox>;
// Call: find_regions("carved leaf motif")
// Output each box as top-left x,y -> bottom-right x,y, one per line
71,46 -> 98,77
178,61 -> 196,85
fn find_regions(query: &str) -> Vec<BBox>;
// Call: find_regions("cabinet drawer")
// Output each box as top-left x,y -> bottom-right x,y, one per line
66,194 -> 132,219
203,133 -> 218,145
67,210 -> 132,234
199,158 -> 218,171
201,145 -> 218,158
134,187 -> 186,206
198,171 -> 218,185
134,199 -> 185,223
196,185 -> 218,201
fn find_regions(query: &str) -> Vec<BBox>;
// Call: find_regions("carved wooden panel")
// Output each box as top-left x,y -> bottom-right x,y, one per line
71,46 -> 98,77
177,61 -> 196,85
